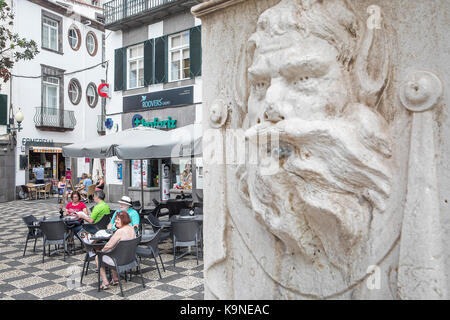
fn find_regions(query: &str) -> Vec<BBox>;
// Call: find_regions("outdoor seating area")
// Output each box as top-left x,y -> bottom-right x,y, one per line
0,199 -> 204,300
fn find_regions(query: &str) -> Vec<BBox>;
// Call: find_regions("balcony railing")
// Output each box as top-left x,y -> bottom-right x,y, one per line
34,107 -> 76,131
103,0 -> 202,30
97,114 -> 106,135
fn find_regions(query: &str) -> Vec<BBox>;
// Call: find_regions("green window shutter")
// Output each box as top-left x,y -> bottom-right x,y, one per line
154,35 -> 168,84
190,25 -> 202,78
143,39 -> 154,86
114,47 -> 127,91
0,94 -> 7,125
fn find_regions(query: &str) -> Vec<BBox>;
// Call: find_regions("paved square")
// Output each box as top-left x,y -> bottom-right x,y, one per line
0,199 -> 204,300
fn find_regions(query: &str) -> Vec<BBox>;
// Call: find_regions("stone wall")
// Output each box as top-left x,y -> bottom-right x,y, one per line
194,0 -> 450,299
0,137 -> 16,202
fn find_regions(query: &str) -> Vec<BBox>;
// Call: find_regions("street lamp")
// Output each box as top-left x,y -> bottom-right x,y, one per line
7,108 -> 24,133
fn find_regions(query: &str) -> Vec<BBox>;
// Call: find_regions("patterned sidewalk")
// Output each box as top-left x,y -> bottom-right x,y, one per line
0,199 -> 204,300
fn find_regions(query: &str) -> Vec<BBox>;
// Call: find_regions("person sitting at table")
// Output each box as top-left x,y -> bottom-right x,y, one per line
95,175 -> 105,191
76,173 -> 93,201
107,196 -> 140,232
96,211 -> 136,290
77,190 -> 110,225
65,191 -> 89,238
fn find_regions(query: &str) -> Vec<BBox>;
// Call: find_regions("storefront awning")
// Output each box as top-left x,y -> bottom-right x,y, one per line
31,147 -> 62,153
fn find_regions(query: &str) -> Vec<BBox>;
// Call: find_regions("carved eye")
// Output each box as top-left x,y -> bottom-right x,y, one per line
252,80 -> 270,99
293,76 -> 312,87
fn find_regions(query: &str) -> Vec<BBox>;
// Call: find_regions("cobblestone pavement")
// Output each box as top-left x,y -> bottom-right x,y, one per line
0,198 -> 204,300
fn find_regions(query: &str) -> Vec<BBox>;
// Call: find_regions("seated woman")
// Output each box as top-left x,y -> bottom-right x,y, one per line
96,211 -> 136,290
95,175 -> 105,191
64,191 -> 88,237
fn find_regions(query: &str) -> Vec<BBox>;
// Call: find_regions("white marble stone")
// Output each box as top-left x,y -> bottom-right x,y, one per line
193,0 -> 450,299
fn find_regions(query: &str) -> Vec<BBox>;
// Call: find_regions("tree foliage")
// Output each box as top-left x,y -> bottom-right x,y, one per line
0,0 -> 39,86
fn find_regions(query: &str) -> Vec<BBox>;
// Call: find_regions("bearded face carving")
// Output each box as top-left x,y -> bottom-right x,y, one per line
237,0 -> 392,271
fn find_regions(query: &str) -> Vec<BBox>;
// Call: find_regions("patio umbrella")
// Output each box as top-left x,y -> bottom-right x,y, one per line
114,124 -> 202,160
62,126 -> 163,158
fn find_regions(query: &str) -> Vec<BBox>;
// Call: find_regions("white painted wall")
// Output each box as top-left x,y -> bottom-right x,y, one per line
12,0 -> 105,186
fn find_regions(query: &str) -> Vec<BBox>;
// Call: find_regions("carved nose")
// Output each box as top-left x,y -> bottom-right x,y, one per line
263,105 -> 284,123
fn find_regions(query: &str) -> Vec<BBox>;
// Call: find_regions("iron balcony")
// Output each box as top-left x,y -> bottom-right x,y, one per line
103,0 -> 202,30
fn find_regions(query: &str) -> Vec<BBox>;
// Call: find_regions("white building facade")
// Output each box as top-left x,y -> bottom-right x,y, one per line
10,0 -> 105,192
103,0 -> 203,203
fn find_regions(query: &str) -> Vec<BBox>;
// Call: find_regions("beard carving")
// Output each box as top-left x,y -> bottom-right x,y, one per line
236,0 -> 392,272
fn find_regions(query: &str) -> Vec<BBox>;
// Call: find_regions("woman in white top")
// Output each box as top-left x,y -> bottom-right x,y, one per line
95,211 -> 136,290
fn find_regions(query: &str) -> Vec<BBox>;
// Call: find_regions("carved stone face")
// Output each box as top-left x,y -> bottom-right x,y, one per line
240,0 -> 392,270
247,32 -> 350,125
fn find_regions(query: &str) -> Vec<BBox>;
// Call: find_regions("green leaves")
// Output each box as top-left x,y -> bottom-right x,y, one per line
0,1 -> 39,88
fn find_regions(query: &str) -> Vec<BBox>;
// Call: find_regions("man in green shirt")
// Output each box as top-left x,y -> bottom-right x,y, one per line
77,190 -> 110,224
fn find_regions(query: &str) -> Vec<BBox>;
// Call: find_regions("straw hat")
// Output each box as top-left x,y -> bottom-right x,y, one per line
118,196 -> 132,206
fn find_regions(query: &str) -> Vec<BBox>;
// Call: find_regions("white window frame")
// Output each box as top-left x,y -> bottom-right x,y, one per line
42,16 -> 58,51
68,27 -> 79,49
68,79 -> 81,104
127,44 -> 144,90
43,76 -> 59,115
87,33 -> 95,54
168,31 -> 190,82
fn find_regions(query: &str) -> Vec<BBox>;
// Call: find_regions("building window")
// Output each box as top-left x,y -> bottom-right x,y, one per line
68,78 -> 82,105
127,44 -> 144,89
130,159 -> 160,188
43,76 -> 59,115
68,25 -> 81,51
42,16 -> 58,51
86,82 -> 98,108
86,31 -> 98,56
169,31 -> 190,82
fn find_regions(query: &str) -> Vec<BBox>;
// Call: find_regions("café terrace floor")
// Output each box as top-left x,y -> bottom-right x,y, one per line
0,198 -> 204,300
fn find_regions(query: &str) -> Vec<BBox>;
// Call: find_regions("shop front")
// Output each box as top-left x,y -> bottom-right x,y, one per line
114,86 -> 202,203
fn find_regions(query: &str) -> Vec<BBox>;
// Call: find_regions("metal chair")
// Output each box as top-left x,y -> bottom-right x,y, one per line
147,214 -> 171,241
97,236 -> 145,297
136,229 -> 166,279
39,220 -> 70,263
83,214 -> 112,235
22,215 -> 42,256
78,229 -> 105,284
172,220 -> 202,267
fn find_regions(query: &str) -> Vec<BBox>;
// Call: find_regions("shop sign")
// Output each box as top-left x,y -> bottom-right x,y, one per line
22,138 -> 54,147
132,114 -> 177,129
66,170 -> 72,180
123,86 -> 193,113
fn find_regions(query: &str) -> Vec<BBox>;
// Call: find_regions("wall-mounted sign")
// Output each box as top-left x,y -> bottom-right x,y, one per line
132,114 -> 177,129
22,138 -> 54,147
117,163 -> 122,180
123,86 -> 193,113
105,118 -> 114,129
98,83 -> 110,98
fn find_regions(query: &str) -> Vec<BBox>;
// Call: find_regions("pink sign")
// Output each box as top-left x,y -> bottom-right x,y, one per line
66,170 -> 72,180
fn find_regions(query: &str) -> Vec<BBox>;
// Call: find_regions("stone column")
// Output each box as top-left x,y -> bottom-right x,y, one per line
193,0 -> 450,299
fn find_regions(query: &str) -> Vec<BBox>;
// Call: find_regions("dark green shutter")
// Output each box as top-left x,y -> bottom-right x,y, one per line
190,26 -> 202,78
144,39 -> 154,86
114,47 -> 127,91
0,94 -> 7,125
154,35 -> 168,84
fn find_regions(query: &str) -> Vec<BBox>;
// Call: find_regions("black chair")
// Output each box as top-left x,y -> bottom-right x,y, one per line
132,201 -> 142,213
147,214 -> 171,241
194,207 -> 203,216
152,199 -> 160,207
97,236 -> 144,297
22,215 -> 42,256
78,229 -> 104,284
172,220 -> 202,267
136,229 -> 166,279
179,208 -> 192,217
83,214 -> 112,235
39,220 -> 70,263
